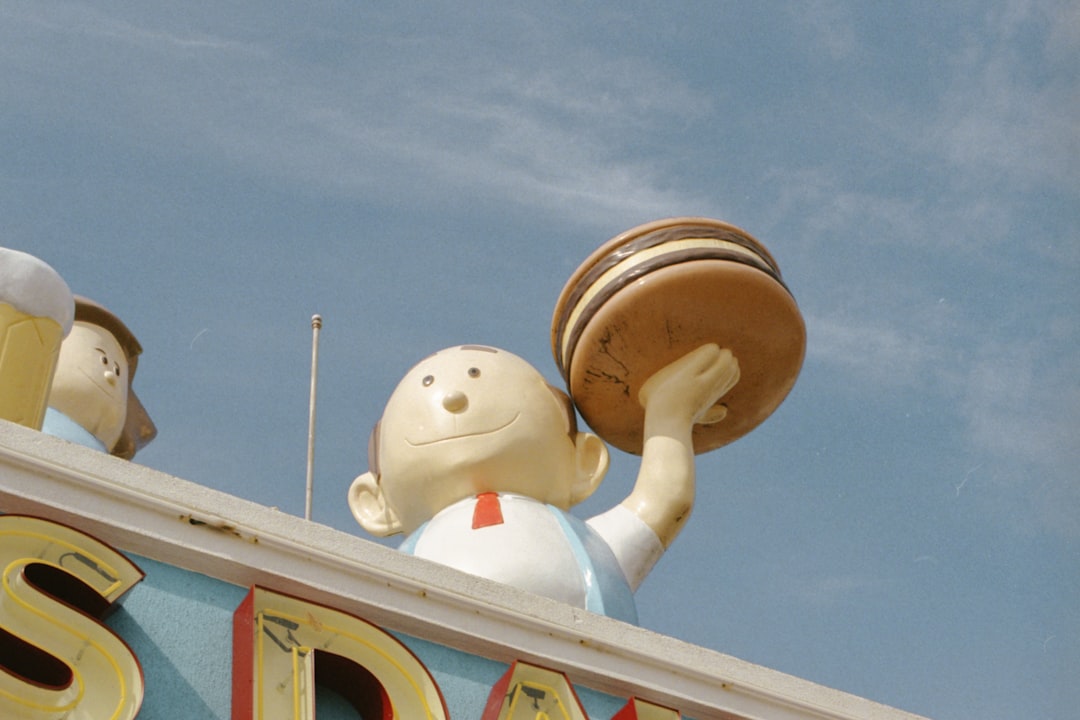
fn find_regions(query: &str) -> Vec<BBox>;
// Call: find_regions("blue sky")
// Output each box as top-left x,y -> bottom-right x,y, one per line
2,2 -> 1077,718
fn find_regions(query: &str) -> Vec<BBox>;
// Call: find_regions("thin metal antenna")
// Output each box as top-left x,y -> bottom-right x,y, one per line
305,314 -> 322,521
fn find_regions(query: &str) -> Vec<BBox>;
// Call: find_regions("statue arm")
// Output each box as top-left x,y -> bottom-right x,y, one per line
620,344 -> 739,547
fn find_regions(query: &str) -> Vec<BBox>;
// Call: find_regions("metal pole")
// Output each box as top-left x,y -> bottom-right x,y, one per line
305,314 -> 322,521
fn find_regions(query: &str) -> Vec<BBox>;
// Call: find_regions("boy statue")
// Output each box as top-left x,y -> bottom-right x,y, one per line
349,343 -> 737,622
43,297 -> 156,459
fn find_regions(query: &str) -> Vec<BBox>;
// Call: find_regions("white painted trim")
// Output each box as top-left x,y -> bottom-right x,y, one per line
0,421 -> 927,720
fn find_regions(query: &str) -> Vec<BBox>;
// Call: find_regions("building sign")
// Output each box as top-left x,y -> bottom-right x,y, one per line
0,514 -> 679,719
0,421 -> 930,720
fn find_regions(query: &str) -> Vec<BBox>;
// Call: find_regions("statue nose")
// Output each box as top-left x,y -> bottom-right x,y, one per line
442,390 -> 468,414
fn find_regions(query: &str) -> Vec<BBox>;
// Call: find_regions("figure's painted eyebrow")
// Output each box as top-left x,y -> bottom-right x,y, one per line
94,347 -> 107,354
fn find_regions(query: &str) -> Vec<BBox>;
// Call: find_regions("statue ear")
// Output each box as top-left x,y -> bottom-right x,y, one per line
348,472 -> 403,536
570,432 -> 609,505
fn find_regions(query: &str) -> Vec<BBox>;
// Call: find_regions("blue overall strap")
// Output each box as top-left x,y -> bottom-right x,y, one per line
547,506 -> 606,616
548,506 -> 639,623
398,522 -> 427,554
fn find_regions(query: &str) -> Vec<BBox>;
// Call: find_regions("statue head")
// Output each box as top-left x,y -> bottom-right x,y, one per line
349,345 -> 609,536
47,297 -> 156,458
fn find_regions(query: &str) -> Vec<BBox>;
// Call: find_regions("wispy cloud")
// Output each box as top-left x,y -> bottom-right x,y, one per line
793,572 -> 889,607
806,313 -> 944,390
3,3 -> 254,55
295,50 -> 718,225
787,0 -> 859,61
397,69 -> 714,225
926,0 -> 1080,193
2,3 -> 716,229
958,340 -> 1080,537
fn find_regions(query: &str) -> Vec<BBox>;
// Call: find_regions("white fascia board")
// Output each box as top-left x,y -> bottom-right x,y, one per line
0,421 -> 928,720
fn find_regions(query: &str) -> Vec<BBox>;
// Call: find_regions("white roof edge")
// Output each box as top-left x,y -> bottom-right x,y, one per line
0,421 -> 929,720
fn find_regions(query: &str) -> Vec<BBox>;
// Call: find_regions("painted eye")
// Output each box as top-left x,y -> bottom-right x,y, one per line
422,375 -> 434,386
100,354 -> 109,365
467,367 -> 480,378
114,363 -> 122,377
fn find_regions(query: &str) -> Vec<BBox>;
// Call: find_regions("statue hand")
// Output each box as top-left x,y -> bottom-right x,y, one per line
638,343 -> 740,428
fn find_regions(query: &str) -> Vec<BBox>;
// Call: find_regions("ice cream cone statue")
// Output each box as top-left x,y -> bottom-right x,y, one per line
43,297 -> 157,458
0,248 -> 75,429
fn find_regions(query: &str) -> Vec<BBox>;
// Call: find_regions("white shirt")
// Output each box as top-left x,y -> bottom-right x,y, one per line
401,493 -> 663,622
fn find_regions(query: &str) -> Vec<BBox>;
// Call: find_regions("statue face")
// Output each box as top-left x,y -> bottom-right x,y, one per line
375,346 -> 578,532
48,322 -> 129,451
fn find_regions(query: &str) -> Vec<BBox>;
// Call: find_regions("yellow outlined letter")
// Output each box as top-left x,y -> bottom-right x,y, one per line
0,515 -> 144,720
232,585 -> 447,720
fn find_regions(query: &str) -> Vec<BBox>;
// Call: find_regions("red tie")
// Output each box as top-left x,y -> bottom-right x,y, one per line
472,492 -> 504,529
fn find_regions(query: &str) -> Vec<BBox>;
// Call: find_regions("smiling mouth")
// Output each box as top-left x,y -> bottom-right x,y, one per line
405,413 -> 520,447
